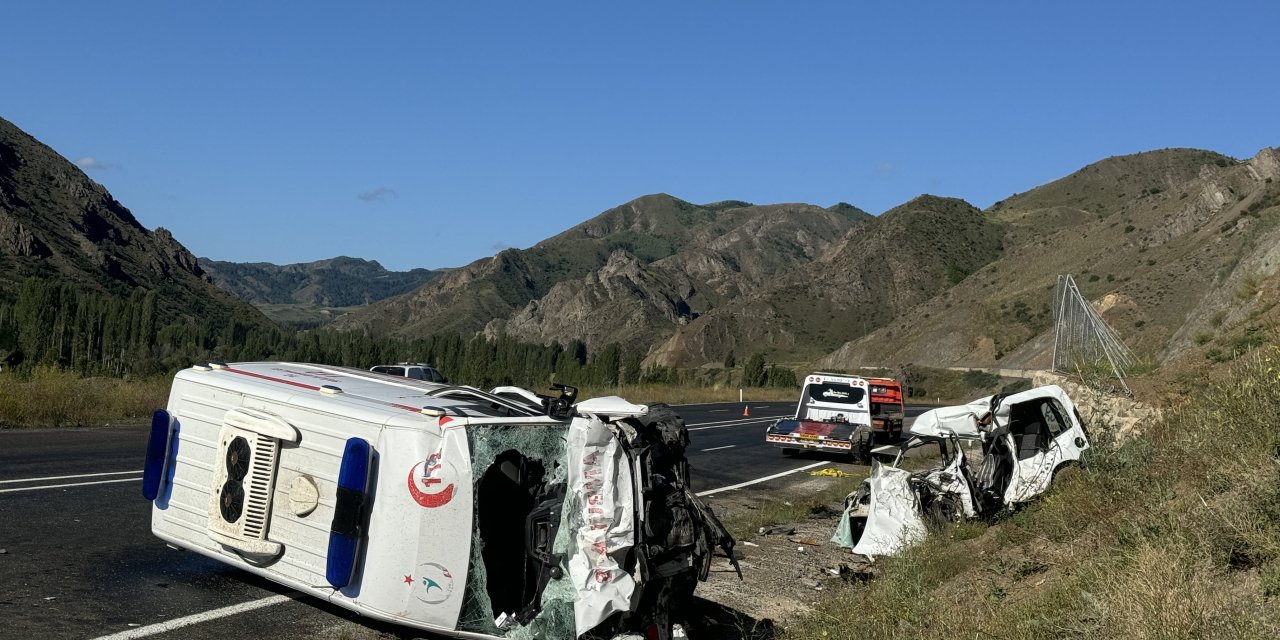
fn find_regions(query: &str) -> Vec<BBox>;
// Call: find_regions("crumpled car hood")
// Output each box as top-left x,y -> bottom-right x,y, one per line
850,461 -> 927,557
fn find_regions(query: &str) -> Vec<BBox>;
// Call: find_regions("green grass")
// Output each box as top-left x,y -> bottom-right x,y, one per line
782,347 -> 1280,639
253,302 -> 366,328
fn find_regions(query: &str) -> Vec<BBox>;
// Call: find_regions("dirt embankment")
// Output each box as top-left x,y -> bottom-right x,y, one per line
687,474 -> 870,638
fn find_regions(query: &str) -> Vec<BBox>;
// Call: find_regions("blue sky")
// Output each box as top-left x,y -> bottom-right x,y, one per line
4,2 -> 1277,271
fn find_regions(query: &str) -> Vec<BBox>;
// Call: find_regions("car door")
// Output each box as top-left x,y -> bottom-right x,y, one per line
1001,398 -> 1063,504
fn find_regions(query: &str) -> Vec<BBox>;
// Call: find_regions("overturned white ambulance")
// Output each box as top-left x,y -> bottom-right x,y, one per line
141,362 -> 737,639
833,385 -> 1090,557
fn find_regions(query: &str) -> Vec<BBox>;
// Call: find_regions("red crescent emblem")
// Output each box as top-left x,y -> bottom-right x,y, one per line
407,459 -> 455,508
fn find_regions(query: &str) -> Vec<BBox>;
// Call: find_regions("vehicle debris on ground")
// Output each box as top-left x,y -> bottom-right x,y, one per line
833,384 -> 1090,556
141,362 -> 738,640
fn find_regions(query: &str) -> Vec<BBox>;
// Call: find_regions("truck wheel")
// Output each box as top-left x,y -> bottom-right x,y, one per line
782,448 -> 798,457
852,432 -> 872,463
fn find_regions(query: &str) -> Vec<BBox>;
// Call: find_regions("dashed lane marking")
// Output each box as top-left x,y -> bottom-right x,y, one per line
0,477 -> 142,493
0,469 -> 143,484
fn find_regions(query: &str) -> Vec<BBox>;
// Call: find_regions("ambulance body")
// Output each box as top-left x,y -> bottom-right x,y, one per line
142,362 -> 734,639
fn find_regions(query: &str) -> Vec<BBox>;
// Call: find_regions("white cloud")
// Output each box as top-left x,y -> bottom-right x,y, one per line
75,156 -> 113,170
357,186 -> 398,202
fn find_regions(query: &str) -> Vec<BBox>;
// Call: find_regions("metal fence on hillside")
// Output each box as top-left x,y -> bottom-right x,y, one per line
1051,274 -> 1135,394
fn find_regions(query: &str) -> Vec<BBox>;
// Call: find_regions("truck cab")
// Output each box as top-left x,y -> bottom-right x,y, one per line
866,377 -> 905,439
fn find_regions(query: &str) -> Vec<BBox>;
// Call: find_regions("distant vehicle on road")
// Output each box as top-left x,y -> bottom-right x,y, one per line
866,377 -> 906,440
370,362 -> 447,383
765,372 -> 876,460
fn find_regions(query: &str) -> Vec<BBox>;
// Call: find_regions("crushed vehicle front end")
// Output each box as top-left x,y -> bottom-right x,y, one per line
834,384 -> 1089,557
142,362 -> 736,640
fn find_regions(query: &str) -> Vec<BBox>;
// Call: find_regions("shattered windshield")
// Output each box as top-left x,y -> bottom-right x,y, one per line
804,383 -> 866,406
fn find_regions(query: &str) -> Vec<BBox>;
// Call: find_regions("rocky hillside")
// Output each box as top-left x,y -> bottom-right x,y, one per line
819,146 -> 1280,372
337,195 -> 873,347
0,116 -> 265,327
198,256 -> 444,306
648,196 -> 1005,366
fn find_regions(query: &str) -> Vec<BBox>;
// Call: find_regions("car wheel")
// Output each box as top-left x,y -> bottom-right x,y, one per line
1051,463 -> 1081,488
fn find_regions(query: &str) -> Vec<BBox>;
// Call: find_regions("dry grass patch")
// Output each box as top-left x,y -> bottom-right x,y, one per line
0,366 -> 170,427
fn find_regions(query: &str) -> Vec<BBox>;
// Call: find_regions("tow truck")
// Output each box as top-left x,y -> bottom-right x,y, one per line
765,372 -> 875,460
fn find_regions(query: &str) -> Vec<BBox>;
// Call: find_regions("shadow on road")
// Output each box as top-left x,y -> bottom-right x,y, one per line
686,596 -> 777,639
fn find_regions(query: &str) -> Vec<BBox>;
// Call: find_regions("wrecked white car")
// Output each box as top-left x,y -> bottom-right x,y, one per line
141,362 -> 737,639
834,384 -> 1089,556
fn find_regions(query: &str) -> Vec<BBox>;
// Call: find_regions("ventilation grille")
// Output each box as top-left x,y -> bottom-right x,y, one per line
241,436 -> 278,539
207,423 -> 284,557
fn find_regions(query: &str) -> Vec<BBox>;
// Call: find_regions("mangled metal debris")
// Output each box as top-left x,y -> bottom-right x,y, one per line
142,362 -> 739,640
834,385 -> 1090,556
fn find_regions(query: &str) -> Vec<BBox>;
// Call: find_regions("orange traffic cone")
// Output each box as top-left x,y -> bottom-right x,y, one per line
743,405 -> 750,417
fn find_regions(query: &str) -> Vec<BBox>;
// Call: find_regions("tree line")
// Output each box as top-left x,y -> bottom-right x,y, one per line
0,278 -> 796,390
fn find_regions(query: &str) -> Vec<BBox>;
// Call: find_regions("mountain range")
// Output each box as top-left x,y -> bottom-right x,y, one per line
197,256 -> 445,307
5,112 -> 1276,378
0,116 -> 263,329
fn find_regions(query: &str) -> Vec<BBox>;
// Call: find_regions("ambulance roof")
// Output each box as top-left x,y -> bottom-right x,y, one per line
174,361 -> 542,422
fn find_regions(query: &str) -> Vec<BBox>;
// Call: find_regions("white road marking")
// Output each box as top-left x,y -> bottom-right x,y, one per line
0,477 -> 141,494
695,461 -> 829,497
700,445 -> 736,452
90,593 -> 298,640
687,415 -> 787,431
0,469 -> 143,484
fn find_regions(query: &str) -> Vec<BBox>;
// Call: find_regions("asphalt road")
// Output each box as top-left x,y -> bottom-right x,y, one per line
0,401 -> 932,640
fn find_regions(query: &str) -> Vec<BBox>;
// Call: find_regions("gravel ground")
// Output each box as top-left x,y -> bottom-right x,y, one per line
686,475 -> 874,639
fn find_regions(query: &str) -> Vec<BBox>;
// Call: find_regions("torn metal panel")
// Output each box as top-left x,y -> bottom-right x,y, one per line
906,402 -> 986,439
567,414 -> 637,634
850,462 -> 927,557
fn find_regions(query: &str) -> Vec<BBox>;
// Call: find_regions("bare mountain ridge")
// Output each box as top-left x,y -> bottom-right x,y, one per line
344,145 -> 1278,373
485,201 -> 871,351
648,195 -> 1005,366
337,196 -> 873,344
819,146 -> 1280,372
198,255 -> 445,306
0,116 -> 263,326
